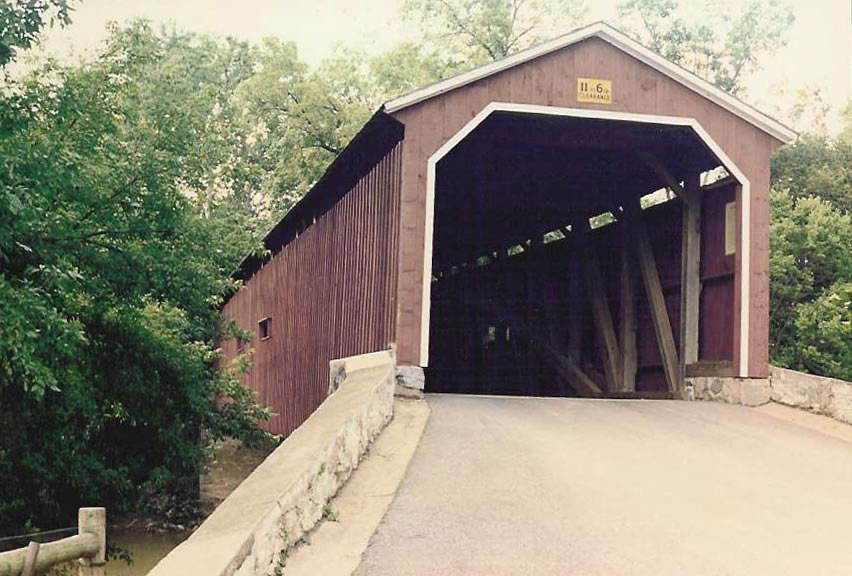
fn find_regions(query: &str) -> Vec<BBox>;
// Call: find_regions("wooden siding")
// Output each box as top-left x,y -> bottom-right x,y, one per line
392,36 -> 780,377
699,181 -> 737,361
221,143 -> 402,436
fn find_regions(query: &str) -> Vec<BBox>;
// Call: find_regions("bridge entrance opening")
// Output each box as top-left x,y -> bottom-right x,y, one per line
424,109 -> 739,398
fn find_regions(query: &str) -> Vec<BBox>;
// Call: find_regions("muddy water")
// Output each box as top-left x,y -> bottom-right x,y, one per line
105,439 -> 273,575
106,530 -> 188,576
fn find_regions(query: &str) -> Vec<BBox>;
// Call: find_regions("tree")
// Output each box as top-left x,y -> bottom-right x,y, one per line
617,0 -> 794,95
231,41 -> 378,219
0,21 -> 272,534
370,41 -> 462,100
768,190 -> 852,359
840,101 -> 852,146
771,134 -> 852,214
767,106 -> 852,381
788,283 -> 852,381
403,0 -> 587,65
0,0 -> 73,67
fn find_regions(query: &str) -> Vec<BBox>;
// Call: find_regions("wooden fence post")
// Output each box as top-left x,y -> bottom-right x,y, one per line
77,508 -> 105,576
21,542 -> 39,576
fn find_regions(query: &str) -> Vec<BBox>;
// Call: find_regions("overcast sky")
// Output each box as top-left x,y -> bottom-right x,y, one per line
35,0 -> 852,133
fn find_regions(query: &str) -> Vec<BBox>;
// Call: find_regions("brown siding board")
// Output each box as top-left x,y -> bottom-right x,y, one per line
221,143 -> 402,436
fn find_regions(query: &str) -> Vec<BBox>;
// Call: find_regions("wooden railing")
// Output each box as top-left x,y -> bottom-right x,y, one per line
0,508 -> 105,576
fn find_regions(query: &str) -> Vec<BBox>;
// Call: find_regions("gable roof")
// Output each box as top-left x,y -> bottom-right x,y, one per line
383,21 -> 796,144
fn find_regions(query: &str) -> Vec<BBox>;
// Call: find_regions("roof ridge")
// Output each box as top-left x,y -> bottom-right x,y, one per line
382,21 -> 796,143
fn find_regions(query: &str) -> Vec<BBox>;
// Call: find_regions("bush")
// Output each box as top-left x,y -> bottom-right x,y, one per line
0,22 -> 272,535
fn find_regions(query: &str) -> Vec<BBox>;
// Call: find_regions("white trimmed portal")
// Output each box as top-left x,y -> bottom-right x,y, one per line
419,102 -> 752,379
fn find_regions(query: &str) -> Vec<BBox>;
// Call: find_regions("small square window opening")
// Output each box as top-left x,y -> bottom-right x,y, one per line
258,317 -> 271,341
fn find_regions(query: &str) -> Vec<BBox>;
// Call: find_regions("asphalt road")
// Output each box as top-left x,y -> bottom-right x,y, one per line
354,395 -> 852,576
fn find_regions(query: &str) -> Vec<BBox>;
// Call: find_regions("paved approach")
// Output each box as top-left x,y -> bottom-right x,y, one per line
355,395 -> 852,576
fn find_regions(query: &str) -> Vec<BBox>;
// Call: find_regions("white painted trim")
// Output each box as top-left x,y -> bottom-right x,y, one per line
384,21 -> 796,144
419,102 -> 752,378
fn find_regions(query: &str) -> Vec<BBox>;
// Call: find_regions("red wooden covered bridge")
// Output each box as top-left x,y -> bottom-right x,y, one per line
221,22 -> 795,436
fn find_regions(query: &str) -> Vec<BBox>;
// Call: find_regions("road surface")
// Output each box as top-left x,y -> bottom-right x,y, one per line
354,395 -> 852,575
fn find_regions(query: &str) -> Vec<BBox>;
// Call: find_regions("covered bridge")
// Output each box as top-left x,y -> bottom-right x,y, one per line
221,21 -> 795,436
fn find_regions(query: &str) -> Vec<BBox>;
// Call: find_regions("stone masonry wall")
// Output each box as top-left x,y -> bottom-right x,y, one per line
687,367 -> 852,427
685,377 -> 771,407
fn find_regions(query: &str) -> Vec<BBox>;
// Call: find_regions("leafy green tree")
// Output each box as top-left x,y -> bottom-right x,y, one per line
768,190 -> 852,359
617,0 -> 794,95
840,102 -> 852,146
0,21 -> 271,534
788,283 -> 852,381
0,0 -> 73,67
370,41 -> 461,99
232,41 -> 378,218
769,100 -> 852,380
771,134 -> 852,214
404,0 -> 587,65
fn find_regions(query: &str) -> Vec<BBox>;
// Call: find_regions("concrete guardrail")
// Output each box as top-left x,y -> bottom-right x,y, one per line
147,348 -> 396,576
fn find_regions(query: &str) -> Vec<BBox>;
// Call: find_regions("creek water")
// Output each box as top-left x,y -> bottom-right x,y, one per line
105,530 -> 188,576
104,438 -> 272,575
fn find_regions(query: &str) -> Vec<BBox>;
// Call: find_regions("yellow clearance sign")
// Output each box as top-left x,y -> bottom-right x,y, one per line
577,78 -> 612,104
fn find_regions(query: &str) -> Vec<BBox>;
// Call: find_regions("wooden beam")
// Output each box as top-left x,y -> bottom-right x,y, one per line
680,173 -> 702,375
567,242 -> 583,363
639,151 -> 692,202
527,236 -> 543,396
619,225 -> 637,393
582,235 -> 623,393
628,206 -> 682,395
604,391 -> 676,400
685,361 -> 734,378
538,341 -> 602,398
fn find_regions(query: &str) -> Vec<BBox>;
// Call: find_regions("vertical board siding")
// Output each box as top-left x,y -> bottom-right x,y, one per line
221,143 -> 402,436
700,181 -> 737,361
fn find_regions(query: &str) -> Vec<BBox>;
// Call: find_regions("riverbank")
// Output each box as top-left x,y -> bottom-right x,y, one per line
104,437 -> 275,576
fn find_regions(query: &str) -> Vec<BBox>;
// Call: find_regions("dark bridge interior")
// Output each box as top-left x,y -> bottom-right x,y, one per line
425,111 -> 736,397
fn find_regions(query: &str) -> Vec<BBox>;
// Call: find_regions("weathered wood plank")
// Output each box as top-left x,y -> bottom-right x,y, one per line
630,207 -> 682,395
582,235 -> 623,393
0,535 -> 99,576
680,173 -> 702,373
639,151 -> 691,202
685,360 -> 735,378
620,226 -> 637,393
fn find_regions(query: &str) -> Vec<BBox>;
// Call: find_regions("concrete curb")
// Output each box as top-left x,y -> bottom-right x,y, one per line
769,366 -> 852,426
147,350 -> 396,576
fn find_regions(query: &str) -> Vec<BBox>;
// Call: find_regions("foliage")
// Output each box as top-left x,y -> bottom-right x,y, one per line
0,0 -> 73,67
787,283 -> 852,382
768,190 -> 852,360
0,0 -> 845,540
0,21 -> 273,534
369,41 -> 462,100
403,0 -> 587,64
771,134 -> 852,214
231,41 -> 378,218
840,102 -> 852,147
617,0 -> 794,95
769,112 -> 852,381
